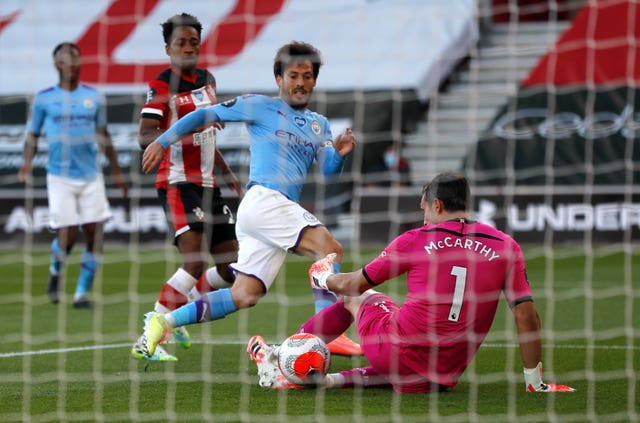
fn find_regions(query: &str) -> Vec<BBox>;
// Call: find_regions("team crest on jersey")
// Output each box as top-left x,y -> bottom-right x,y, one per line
145,88 -> 156,104
193,90 -> 204,103
311,121 -> 321,135
193,207 -> 206,222
221,98 -> 237,107
294,116 -> 307,128
303,212 -> 319,223
83,98 -> 94,109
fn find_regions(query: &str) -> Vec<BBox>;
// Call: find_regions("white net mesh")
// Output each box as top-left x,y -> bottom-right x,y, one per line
0,0 -> 638,421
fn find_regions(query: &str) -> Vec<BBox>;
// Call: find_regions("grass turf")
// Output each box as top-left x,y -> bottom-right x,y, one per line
0,246 -> 638,422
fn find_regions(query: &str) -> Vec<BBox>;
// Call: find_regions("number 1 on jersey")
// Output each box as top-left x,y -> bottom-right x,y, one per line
448,266 -> 467,322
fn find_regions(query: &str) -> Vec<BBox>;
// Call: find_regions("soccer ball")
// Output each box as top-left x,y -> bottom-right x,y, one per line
277,333 -> 331,386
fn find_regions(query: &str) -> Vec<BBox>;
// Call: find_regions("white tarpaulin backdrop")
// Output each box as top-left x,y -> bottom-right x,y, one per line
0,0 -> 477,100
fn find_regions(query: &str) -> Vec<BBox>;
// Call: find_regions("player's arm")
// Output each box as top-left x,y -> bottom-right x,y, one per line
142,107 -> 219,173
317,128 -> 356,176
512,300 -> 542,369
96,126 -> 128,198
18,132 -> 39,184
138,117 -> 164,150
333,128 -> 356,157
512,300 -> 575,392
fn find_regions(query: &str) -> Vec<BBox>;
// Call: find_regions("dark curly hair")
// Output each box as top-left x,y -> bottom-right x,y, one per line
162,13 -> 202,45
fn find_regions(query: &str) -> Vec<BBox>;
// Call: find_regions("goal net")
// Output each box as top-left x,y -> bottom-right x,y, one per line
0,0 -> 638,421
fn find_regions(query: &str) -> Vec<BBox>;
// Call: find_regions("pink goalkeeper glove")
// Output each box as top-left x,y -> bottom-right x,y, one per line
309,253 -> 337,290
524,362 -> 575,392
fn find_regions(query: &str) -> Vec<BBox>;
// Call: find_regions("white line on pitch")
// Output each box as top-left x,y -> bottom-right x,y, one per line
0,341 -> 638,359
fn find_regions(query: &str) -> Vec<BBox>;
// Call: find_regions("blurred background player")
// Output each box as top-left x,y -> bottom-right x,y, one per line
249,172 -> 575,393
132,13 -> 243,361
18,42 -> 128,309
134,41 -> 361,360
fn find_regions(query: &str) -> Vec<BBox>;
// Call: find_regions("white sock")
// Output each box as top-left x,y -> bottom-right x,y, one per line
188,267 -> 234,300
204,267 -> 234,290
324,373 -> 345,388
155,268 -> 197,312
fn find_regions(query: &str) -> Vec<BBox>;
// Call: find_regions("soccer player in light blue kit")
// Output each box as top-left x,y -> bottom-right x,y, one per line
19,42 -> 128,308
135,41 -> 360,358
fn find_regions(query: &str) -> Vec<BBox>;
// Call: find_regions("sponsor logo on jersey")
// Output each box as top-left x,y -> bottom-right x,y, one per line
294,116 -> 307,128
193,90 -> 204,103
221,98 -> 237,107
311,120 -> 321,135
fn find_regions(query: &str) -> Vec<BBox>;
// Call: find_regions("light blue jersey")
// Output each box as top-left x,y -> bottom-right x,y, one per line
27,84 -> 106,181
157,94 -> 345,202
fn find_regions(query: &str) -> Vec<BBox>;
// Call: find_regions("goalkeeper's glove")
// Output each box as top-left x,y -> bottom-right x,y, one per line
309,253 -> 337,290
524,362 -> 575,392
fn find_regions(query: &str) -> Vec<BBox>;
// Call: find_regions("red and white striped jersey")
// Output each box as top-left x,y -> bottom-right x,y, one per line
141,68 -> 218,188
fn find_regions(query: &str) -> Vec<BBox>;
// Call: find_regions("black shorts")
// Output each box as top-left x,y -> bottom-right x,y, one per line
157,183 -> 237,247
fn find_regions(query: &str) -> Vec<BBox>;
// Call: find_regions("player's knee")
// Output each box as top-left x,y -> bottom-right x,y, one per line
321,234 -> 343,260
216,263 -> 235,282
331,239 -> 344,259
230,276 -> 264,309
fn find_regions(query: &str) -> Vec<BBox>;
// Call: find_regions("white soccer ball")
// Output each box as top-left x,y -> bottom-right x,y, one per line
277,333 -> 331,386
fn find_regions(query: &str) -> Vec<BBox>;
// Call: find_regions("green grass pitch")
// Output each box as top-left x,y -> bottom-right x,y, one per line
0,245 -> 638,422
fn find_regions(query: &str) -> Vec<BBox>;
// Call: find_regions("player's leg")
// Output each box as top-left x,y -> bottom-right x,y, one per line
192,192 -> 238,296
48,226 -> 78,304
71,221 -> 103,309
137,274 -> 263,358
46,174 -> 82,303
296,225 -> 362,355
136,199 -> 289,359
294,224 -> 343,312
157,184 -> 211,344
133,185 -> 205,360
192,239 -> 237,296
158,229 -> 205,311
73,174 -> 112,308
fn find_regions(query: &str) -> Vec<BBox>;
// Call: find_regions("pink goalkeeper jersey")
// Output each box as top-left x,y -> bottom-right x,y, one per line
362,219 -> 533,387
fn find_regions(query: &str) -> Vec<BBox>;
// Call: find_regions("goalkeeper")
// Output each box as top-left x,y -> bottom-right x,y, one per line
248,172 -> 575,393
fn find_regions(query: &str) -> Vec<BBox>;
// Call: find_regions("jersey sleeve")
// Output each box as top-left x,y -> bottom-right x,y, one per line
363,231 -> 414,286
316,117 -> 345,176
26,94 -> 45,136
502,240 -> 533,308
211,94 -> 262,123
141,79 -> 169,121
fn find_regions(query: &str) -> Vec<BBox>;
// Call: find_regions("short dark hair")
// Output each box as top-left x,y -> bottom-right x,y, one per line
422,172 -> 470,212
273,41 -> 322,79
162,13 -> 202,45
52,42 -> 80,58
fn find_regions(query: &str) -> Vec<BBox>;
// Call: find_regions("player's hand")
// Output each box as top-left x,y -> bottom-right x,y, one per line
223,171 -> 244,199
309,253 -> 337,290
333,128 -> 356,157
524,362 -> 575,392
18,165 -> 33,184
111,169 -> 129,198
141,142 -> 165,174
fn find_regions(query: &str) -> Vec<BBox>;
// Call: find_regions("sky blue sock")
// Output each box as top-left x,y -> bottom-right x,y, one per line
50,238 -> 64,275
170,288 -> 236,327
75,250 -> 98,296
